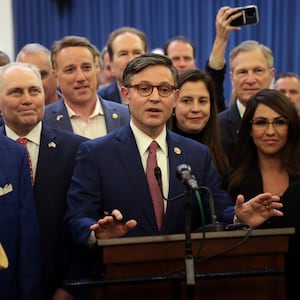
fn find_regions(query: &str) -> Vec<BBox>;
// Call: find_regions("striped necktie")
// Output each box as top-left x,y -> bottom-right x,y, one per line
17,138 -> 34,185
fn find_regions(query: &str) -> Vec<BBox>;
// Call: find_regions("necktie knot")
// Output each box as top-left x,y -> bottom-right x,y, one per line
149,140 -> 158,154
17,137 -> 28,146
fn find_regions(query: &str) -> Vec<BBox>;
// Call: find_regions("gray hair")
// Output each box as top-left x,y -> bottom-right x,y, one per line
230,40 -> 274,70
16,43 -> 52,67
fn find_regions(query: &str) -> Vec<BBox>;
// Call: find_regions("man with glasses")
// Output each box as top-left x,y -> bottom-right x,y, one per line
64,54 -> 283,247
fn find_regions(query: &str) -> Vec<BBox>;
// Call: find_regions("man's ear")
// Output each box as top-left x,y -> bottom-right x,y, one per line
121,86 -> 130,105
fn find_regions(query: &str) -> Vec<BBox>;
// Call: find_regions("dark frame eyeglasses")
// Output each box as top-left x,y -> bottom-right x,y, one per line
127,83 -> 176,97
250,117 -> 290,130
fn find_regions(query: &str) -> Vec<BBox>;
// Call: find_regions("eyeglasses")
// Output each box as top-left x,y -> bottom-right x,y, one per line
250,117 -> 290,130
127,83 -> 176,97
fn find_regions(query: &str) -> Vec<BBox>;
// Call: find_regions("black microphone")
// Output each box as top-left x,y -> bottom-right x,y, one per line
154,166 -> 184,201
154,166 -> 167,200
176,164 -> 225,232
176,164 -> 200,191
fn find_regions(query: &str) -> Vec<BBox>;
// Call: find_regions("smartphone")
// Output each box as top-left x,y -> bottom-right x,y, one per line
229,5 -> 259,26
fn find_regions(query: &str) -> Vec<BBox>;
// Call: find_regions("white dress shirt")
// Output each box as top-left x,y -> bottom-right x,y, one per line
130,120 -> 169,211
5,122 -> 41,180
65,97 -> 107,139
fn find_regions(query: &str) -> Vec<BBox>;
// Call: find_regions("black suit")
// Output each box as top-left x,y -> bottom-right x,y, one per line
98,79 -> 123,104
218,102 -> 241,166
205,61 -> 227,112
228,166 -> 300,300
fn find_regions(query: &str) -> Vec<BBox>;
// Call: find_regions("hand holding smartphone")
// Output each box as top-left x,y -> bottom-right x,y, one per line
229,5 -> 259,27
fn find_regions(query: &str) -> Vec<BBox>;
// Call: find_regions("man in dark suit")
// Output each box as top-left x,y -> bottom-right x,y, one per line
65,54 -> 283,246
0,134 -> 41,300
43,35 -> 129,139
218,40 -> 275,166
99,26 -> 148,104
0,62 -> 88,299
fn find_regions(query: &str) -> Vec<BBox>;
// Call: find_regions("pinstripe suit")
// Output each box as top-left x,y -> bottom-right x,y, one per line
1,123 -> 88,299
0,134 -> 41,300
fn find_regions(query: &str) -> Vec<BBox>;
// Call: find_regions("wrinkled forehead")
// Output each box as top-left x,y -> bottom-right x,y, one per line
231,49 -> 269,70
0,66 -> 42,90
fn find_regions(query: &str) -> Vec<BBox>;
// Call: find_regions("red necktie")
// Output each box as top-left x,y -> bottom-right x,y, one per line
17,138 -> 34,185
146,141 -> 164,230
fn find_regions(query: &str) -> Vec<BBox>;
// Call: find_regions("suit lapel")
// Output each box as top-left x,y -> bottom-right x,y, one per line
101,99 -> 123,132
116,125 -> 158,230
51,100 -> 73,131
34,126 -> 58,200
166,132 -> 189,201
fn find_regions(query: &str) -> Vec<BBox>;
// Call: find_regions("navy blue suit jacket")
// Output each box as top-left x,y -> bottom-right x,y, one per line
65,124 -> 234,244
218,102 -> 241,166
43,96 -> 129,134
1,124 -> 87,299
98,80 -> 122,104
0,134 -> 41,300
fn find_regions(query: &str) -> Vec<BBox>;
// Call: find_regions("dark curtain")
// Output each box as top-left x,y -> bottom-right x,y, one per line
13,0 -> 300,102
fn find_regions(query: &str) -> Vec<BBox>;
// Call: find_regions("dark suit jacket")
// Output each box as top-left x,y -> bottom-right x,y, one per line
98,79 -> 122,104
65,124 -> 234,245
1,124 -> 88,299
43,96 -> 129,134
228,166 -> 300,300
205,61 -> 226,112
218,102 -> 241,166
0,134 -> 41,300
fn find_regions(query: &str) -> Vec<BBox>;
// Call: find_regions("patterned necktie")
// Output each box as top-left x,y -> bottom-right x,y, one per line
146,141 -> 164,230
17,138 -> 34,185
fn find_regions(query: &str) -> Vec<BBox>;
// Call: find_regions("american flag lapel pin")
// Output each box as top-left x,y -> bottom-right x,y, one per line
48,142 -> 57,148
56,115 -> 64,121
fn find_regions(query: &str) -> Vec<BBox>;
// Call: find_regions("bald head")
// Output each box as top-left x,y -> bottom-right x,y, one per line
0,62 -> 45,136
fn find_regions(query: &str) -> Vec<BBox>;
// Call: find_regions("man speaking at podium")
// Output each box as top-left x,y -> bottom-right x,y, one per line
64,53 -> 283,244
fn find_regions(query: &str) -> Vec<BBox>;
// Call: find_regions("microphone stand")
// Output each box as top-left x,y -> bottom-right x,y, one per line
184,189 -> 195,300
197,186 -> 225,232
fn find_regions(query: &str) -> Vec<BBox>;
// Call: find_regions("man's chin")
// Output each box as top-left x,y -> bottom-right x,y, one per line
21,117 -> 40,126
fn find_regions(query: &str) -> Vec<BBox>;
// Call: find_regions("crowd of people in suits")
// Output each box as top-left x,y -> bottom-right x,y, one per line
0,5 -> 300,300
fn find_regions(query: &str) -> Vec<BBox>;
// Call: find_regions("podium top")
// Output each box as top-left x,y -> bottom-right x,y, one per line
97,227 -> 295,247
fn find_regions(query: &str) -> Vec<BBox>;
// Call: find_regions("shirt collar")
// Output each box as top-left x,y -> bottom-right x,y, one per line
236,99 -> 246,118
65,96 -> 104,118
130,120 -> 167,155
5,121 -> 42,146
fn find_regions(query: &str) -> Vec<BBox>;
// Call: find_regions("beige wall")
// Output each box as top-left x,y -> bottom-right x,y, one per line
0,0 -> 14,61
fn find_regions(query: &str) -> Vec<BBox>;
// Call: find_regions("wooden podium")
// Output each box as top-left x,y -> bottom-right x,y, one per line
91,227 -> 294,300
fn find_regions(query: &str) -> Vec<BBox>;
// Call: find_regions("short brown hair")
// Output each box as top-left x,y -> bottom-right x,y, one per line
51,35 -> 98,70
